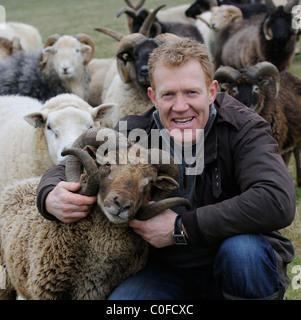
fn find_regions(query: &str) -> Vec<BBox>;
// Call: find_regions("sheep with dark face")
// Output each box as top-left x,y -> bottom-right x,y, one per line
90,7 -> 180,127
0,33 -> 94,102
214,0 -> 299,71
214,61 -> 301,186
0,127 -> 190,300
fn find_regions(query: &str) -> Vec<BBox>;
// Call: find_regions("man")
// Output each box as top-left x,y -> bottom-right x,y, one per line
37,38 -> 295,300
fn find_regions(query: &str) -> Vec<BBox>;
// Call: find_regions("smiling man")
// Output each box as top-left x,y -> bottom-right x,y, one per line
36,38 -> 295,300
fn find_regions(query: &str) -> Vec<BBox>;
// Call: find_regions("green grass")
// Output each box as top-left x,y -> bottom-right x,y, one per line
2,0 -> 301,299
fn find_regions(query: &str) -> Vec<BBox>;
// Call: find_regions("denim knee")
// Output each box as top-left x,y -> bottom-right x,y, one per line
214,234 -> 281,299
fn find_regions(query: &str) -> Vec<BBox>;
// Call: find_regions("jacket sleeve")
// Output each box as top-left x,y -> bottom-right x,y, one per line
36,163 -> 66,220
182,117 -> 296,245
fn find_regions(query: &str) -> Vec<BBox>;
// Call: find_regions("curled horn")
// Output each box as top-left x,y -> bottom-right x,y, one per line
214,65 -> 242,88
75,33 -> 95,64
139,4 -> 166,37
40,34 -> 61,67
246,61 -> 280,99
62,127 -> 125,196
136,197 -> 192,221
61,147 -> 99,196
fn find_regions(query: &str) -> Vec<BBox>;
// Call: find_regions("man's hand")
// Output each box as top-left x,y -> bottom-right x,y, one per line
45,181 -> 97,223
129,208 -> 177,248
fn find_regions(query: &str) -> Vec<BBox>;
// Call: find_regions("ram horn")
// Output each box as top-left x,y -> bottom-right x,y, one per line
284,0 -> 299,13
43,34 -> 61,48
75,33 -> 95,64
246,61 -> 280,99
61,147 -> 100,196
264,0 -> 277,14
116,6 -> 137,18
139,4 -> 166,37
136,197 -> 192,221
125,0 -> 146,10
214,65 -> 242,85
94,26 -> 124,42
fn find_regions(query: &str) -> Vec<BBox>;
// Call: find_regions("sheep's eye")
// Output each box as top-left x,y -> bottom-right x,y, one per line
105,162 -> 111,167
118,51 -> 133,63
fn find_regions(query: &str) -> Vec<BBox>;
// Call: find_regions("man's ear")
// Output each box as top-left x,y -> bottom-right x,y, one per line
208,80 -> 218,105
148,87 -> 156,106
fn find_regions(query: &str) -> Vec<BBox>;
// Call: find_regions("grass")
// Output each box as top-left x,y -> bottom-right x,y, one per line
1,0 -> 301,299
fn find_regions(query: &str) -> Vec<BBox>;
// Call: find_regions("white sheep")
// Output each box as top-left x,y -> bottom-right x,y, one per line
0,94 -> 115,193
0,33 -> 95,102
0,22 -> 43,52
0,127 -> 189,300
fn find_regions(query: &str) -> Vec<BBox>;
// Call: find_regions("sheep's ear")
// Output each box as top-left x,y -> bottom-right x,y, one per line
153,175 -> 179,192
92,103 -> 117,122
24,112 -> 45,128
81,44 -> 93,65
40,47 -> 53,67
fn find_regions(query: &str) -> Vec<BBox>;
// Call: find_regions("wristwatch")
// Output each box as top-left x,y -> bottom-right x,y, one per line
172,215 -> 187,245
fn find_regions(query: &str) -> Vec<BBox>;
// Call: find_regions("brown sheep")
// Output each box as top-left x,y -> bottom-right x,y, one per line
0,127 -> 190,300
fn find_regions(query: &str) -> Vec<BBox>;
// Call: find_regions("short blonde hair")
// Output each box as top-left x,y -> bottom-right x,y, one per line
148,37 -> 214,91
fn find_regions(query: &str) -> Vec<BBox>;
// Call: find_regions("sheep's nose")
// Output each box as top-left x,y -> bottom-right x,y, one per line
140,65 -> 149,77
62,67 -> 69,74
114,197 -> 131,214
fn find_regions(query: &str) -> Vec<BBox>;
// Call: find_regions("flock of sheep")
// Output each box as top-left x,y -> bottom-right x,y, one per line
0,0 -> 300,299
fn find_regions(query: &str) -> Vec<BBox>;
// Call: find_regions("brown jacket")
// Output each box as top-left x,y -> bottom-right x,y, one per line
37,93 -> 295,282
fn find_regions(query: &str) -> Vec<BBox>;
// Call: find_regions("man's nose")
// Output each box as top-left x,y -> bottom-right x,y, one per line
172,94 -> 189,112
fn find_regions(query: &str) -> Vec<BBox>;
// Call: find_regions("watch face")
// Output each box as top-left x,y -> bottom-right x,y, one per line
172,232 -> 188,245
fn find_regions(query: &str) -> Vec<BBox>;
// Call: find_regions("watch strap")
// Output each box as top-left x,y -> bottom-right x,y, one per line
172,215 -> 187,245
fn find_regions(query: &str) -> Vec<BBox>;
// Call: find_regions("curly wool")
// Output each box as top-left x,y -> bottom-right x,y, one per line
0,51 -> 68,102
0,177 -> 148,300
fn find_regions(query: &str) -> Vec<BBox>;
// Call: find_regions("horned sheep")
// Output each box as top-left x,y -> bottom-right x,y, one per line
0,94 -> 115,193
214,0 -> 299,71
214,61 -> 301,186
0,127 -> 190,300
90,6 -> 180,127
0,33 -> 95,102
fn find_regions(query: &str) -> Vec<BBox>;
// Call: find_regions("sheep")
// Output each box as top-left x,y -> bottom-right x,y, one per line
92,7 -> 180,127
214,61 -> 301,186
0,94 -> 116,193
0,127 -> 190,300
0,36 -> 23,62
214,0 -> 299,71
118,4 -> 203,42
0,22 -> 43,52
195,5 -> 243,61
0,33 -> 95,102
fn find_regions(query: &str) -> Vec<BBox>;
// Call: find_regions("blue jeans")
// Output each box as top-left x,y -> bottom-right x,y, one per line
108,234 -> 284,300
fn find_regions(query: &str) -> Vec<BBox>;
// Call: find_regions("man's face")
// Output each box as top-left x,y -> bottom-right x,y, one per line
148,59 -> 218,145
